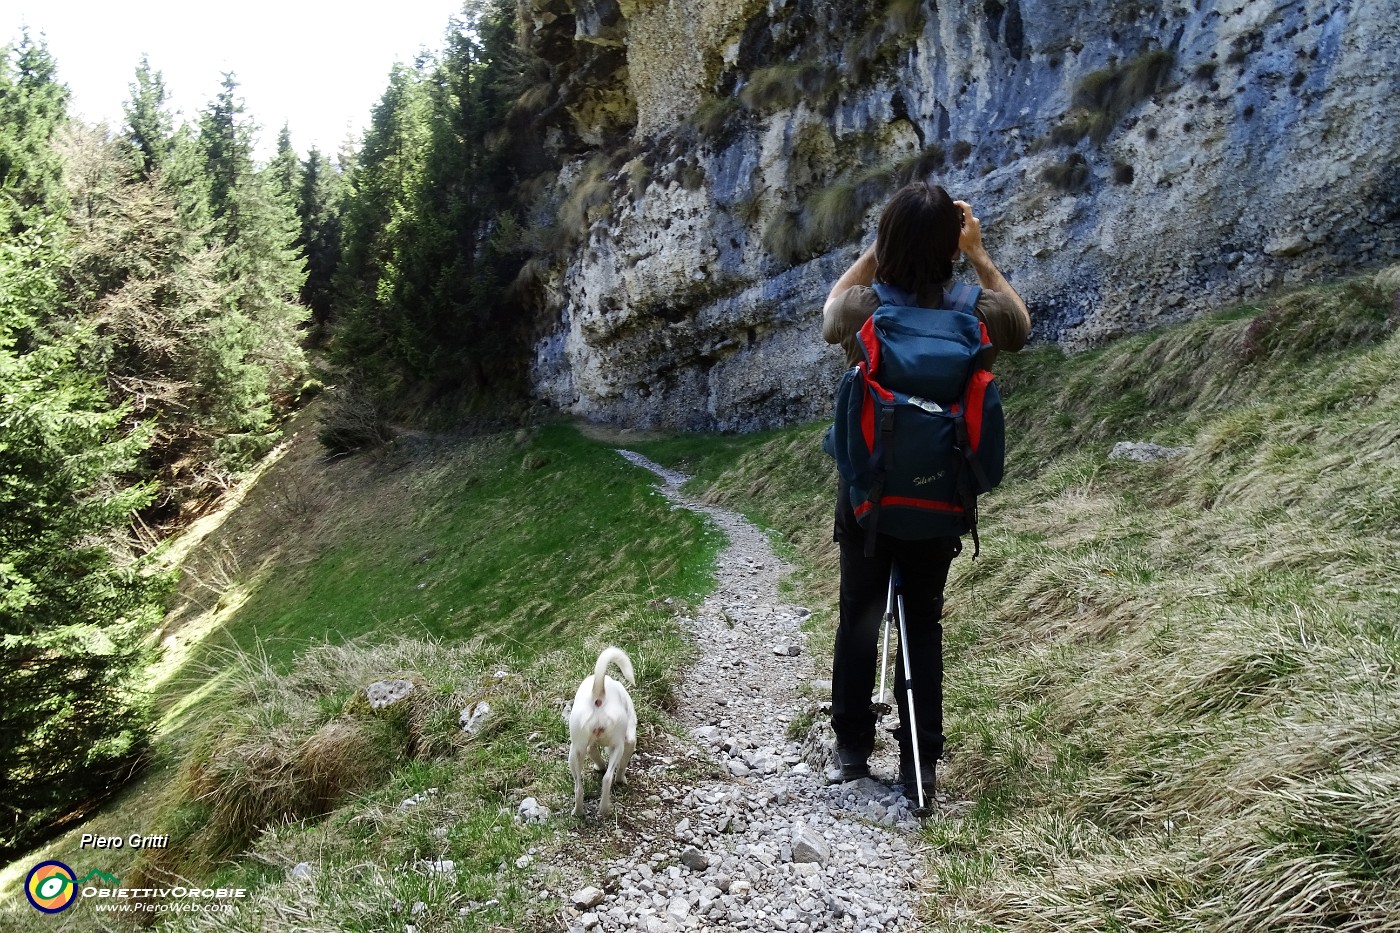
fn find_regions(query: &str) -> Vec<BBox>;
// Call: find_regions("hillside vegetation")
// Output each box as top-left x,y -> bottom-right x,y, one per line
4,264 -> 1396,932
2,424 -> 722,930
637,264 -> 1400,931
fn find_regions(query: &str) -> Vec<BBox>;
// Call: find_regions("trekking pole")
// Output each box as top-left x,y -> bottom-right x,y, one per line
869,571 -> 895,719
894,565 -> 933,817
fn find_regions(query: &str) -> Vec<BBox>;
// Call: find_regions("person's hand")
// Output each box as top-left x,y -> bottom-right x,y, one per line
955,200 -> 984,258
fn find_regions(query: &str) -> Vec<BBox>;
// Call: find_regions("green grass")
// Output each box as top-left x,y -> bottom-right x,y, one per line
1,421 -> 723,930
187,424 -> 717,671
643,265 -> 1400,932
8,264 -> 1399,932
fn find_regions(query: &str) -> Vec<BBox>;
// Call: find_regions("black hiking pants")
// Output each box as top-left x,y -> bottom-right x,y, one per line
831,482 -> 961,766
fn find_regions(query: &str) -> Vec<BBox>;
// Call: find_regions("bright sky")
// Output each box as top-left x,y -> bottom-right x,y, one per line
2,0 -> 468,161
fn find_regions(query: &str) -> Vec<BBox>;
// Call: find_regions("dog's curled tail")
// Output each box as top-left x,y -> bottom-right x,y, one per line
592,646 -> 635,701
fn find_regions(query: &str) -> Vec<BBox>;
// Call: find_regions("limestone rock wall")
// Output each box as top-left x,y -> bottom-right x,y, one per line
521,0 -> 1400,431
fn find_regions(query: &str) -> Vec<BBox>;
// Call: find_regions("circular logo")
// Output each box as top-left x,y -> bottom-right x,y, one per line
26,861 -> 78,913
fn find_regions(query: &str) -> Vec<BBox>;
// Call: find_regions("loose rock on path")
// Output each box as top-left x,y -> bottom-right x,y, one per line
554,451 -> 933,933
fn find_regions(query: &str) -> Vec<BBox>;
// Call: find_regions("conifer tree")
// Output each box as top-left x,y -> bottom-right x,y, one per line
268,123 -> 301,208
331,0 -> 528,399
198,72 -> 252,233
0,39 -> 163,856
0,32 -> 70,238
333,62 -> 431,384
193,75 -> 308,461
163,124 -> 213,235
297,146 -> 342,333
122,55 -> 172,177
60,125 -> 234,518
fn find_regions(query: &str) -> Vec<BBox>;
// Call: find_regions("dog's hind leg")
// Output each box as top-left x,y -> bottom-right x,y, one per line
598,742 -> 627,818
616,725 -> 637,786
570,746 -> 586,818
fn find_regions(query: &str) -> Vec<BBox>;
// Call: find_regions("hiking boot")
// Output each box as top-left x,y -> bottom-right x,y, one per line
834,745 -> 872,781
898,754 -> 938,803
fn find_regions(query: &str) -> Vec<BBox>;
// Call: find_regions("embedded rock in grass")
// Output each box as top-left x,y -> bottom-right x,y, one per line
518,797 -> 551,824
679,845 -> 711,871
1109,441 -> 1189,462
364,678 -> 417,710
460,700 -> 491,734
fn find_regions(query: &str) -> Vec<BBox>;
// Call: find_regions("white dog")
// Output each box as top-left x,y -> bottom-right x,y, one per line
568,646 -> 637,818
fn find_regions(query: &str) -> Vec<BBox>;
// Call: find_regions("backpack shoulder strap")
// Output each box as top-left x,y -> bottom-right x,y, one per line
942,282 -> 983,316
870,281 -> 917,308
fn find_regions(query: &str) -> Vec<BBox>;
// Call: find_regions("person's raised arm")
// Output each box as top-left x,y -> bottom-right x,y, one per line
824,240 -> 878,315
822,240 -> 878,345
955,200 -> 1031,336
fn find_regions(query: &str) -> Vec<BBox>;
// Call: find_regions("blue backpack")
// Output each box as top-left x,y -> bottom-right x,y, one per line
829,282 -> 1005,556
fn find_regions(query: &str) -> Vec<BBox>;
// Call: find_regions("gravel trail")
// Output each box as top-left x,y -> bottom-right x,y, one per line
554,451 -> 930,933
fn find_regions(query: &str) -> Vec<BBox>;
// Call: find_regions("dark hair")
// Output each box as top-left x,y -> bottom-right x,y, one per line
874,182 -> 961,301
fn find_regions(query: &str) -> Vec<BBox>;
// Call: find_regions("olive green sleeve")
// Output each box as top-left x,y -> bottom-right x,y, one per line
975,288 -> 1029,354
823,286 -> 881,367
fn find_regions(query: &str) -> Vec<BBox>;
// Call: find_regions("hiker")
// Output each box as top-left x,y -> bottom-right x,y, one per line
821,181 -> 1031,796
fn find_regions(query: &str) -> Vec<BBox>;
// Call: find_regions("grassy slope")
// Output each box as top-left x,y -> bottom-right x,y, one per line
638,267 -> 1400,932
2,422 -> 722,931
6,266 -> 1397,932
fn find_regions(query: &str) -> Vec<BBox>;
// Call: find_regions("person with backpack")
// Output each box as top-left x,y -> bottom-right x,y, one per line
821,181 -> 1031,799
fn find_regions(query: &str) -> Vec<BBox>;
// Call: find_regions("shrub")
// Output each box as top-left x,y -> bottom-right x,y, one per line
894,144 -> 946,184
845,0 -> 927,82
318,382 -> 396,454
692,96 -> 740,138
678,158 -> 706,191
556,157 -> 614,239
627,159 -> 650,200
731,193 -> 765,227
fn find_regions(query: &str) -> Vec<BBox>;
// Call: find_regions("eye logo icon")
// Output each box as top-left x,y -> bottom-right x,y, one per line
26,861 -> 78,913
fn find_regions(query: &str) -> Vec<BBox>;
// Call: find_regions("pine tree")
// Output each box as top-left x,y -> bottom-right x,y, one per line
0,32 -> 70,238
297,146 -> 342,333
333,62 -> 432,386
198,72 -> 252,233
192,74 -> 308,462
268,123 -> 301,208
122,54 -> 173,178
60,125 -> 233,518
330,0 -> 528,399
0,41 -> 163,855
163,124 -> 213,235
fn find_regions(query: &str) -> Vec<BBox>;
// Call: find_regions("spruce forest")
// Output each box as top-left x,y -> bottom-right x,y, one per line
1,0 -> 527,857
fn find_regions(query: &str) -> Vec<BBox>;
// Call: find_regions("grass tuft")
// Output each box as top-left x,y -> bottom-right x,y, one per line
1042,152 -> 1091,193
739,61 -> 837,114
1057,49 -> 1176,145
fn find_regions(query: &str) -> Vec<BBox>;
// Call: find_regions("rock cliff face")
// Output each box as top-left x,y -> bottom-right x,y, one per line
519,0 -> 1400,431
